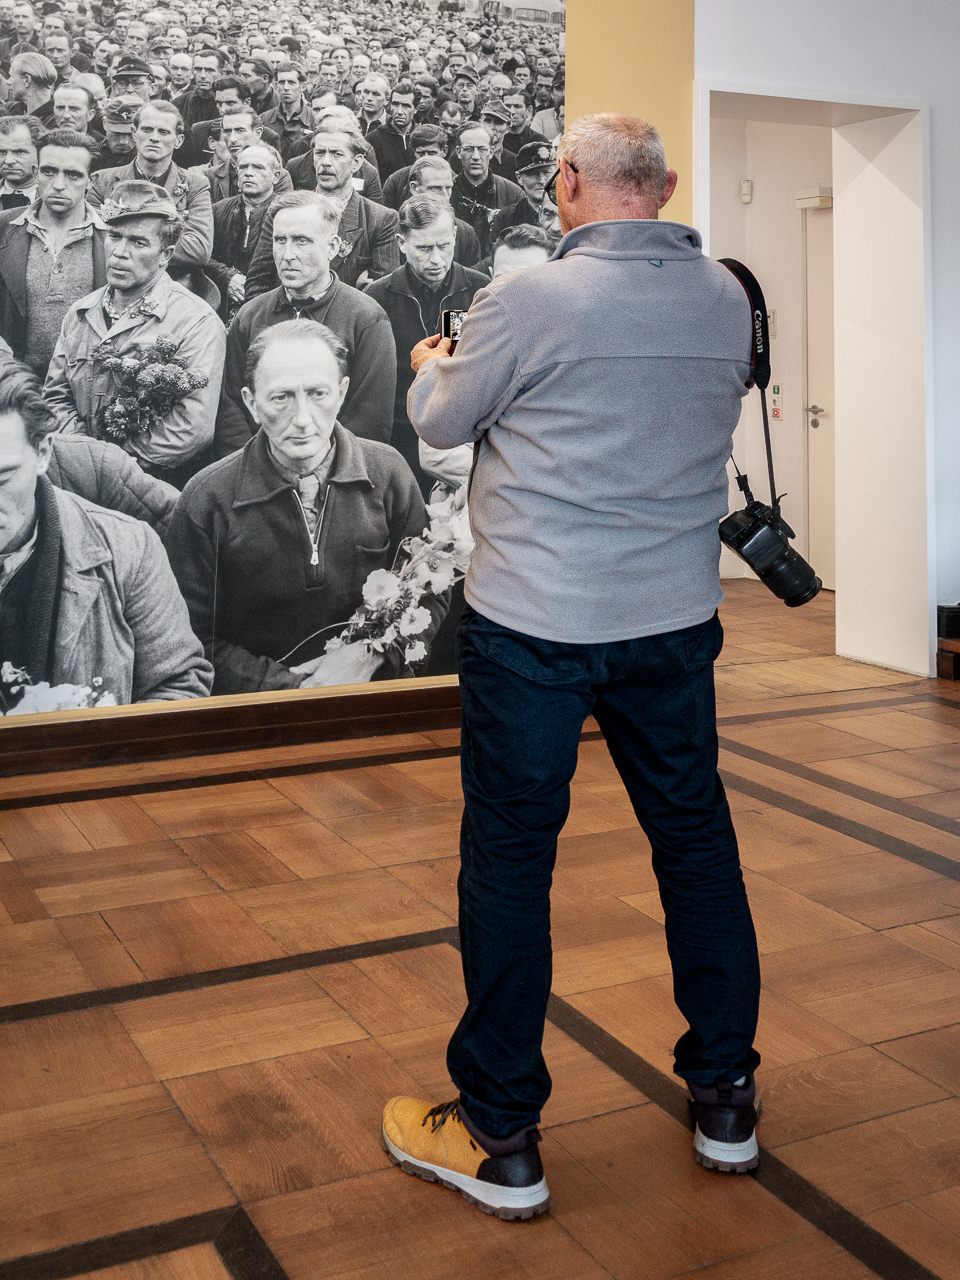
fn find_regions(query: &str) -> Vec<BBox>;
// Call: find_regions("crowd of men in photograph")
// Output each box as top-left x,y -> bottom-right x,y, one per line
0,0 -> 564,708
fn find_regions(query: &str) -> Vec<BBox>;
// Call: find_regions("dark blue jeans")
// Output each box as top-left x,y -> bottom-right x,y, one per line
447,605 -> 761,1138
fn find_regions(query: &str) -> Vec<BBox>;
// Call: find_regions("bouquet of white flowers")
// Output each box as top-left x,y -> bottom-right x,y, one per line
0,662 -> 118,717
284,483 -> 473,672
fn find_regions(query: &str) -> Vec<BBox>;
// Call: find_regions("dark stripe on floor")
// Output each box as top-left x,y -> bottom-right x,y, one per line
719,768 -> 960,881
0,925 -> 461,1024
546,995 -> 940,1280
719,735 -> 960,841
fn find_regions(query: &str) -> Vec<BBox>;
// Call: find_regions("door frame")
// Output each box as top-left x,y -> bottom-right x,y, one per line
693,81 -> 934,676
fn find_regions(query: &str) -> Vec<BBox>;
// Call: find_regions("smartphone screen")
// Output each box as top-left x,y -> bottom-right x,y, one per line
440,309 -> 469,347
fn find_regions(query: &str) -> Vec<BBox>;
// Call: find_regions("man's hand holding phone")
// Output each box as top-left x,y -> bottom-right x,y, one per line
410,309 -> 470,374
410,332 -> 454,374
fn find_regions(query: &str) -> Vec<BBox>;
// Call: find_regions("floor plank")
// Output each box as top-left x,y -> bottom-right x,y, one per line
0,1007 -> 154,1115
231,868 -> 452,952
249,1168 -> 609,1280
100,895 -> 284,979
0,1085 -> 234,1260
81,1245 -> 234,1280
116,972 -> 367,1078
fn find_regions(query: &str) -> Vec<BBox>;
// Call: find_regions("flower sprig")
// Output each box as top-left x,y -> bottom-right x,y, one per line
91,335 -> 208,447
283,485 -> 473,672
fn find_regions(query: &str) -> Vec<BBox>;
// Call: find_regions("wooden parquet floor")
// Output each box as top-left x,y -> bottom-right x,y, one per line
6,582 -> 960,1279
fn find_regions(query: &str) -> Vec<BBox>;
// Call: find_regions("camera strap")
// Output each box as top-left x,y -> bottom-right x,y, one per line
718,258 -> 780,518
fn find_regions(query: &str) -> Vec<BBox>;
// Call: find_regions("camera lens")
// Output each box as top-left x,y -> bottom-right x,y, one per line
759,545 -> 822,607
719,508 -> 822,608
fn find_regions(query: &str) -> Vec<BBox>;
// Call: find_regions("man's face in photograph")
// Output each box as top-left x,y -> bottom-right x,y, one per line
104,214 -> 171,293
192,54 -> 220,92
389,90 -> 415,133
0,123 -> 37,188
53,85 -> 95,130
242,335 -> 348,470
0,412 -> 51,558
400,210 -> 455,286
457,127 -> 491,184
312,132 -> 359,192
36,142 -> 90,217
236,144 -> 277,199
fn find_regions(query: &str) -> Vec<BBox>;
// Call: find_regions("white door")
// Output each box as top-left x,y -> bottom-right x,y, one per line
805,205 -> 835,590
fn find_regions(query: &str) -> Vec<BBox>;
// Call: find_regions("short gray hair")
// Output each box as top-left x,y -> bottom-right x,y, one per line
271,189 -> 340,233
10,51 -> 56,89
559,113 -> 669,199
410,154 -> 452,185
312,115 -> 366,156
245,318 -> 348,386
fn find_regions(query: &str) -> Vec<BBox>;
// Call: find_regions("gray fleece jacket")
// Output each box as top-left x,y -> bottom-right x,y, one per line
407,218 -> 752,644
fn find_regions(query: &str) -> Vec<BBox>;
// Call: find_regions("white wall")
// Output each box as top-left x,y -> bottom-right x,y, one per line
833,113 -> 929,672
710,117 -> 833,577
696,0 -> 960,675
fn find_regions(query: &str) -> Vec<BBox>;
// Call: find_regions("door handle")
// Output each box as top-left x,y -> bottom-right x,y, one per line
805,405 -> 826,428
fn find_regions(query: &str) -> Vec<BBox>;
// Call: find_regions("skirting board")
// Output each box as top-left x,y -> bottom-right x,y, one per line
0,675 -> 462,779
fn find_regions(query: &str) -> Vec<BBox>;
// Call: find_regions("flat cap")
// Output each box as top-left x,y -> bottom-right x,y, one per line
102,93 -> 141,130
101,179 -> 180,223
478,99 -> 510,124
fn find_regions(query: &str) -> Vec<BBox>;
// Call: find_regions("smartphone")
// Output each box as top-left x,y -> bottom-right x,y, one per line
440,309 -> 469,349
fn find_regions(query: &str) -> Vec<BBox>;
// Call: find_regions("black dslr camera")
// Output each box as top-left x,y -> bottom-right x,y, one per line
717,259 -> 821,608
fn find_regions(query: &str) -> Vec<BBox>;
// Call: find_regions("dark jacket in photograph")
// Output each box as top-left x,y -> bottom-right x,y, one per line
172,87 -> 219,131
48,435 -> 179,538
206,193 -> 281,315
244,190 -> 400,296
365,261 -> 488,486
451,172 -> 525,256
216,277 -> 397,457
166,424 -> 443,695
488,196 -> 539,241
366,122 -> 414,183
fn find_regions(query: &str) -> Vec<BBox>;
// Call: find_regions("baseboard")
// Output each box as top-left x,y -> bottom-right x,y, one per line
0,676 -> 463,780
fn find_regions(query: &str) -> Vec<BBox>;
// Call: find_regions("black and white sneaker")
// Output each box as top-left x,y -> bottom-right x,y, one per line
688,1075 -> 760,1173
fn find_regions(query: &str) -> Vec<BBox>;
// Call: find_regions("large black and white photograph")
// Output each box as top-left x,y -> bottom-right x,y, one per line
0,0 -> 564,714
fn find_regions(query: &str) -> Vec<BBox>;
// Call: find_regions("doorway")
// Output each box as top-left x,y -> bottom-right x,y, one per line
696,87 -> 929,675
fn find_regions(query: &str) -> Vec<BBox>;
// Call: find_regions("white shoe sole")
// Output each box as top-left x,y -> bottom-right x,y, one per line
382,1126 -> 550,1220
693,1125 -> 759,1173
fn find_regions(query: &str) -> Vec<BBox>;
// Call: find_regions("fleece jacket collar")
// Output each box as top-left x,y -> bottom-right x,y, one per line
552,218 -> 702,263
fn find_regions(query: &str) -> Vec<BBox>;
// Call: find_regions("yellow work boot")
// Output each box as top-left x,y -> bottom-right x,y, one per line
382,1097 -> 550,1221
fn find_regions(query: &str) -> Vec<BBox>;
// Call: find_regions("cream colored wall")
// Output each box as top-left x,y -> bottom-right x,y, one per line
832,113 -> 930,675
565,0 -> 695,225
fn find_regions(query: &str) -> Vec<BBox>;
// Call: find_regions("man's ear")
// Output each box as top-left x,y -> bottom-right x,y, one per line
34,431 -> 54,476
240,384 -> 260,423
351,151 -> 363,175
658,169 -> 679,209
560,157 -> 578,203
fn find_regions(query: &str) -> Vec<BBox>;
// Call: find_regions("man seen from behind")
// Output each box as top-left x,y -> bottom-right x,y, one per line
382,113 -> 761,1218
